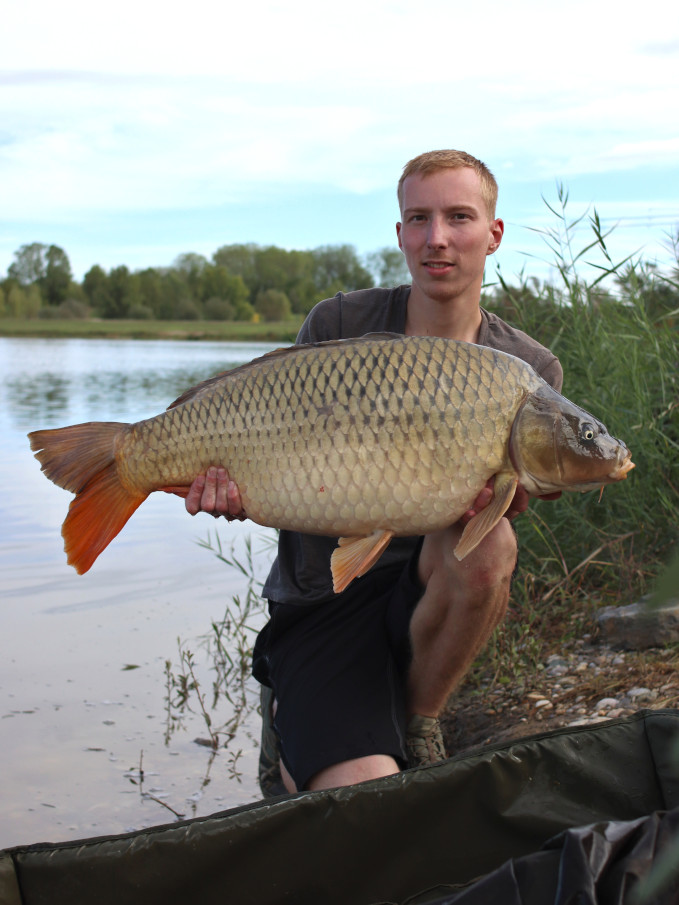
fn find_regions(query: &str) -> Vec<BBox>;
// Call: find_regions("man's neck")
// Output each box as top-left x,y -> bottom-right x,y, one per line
405,288 -> 483,342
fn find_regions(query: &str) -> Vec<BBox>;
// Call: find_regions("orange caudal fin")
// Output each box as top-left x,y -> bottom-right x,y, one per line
28,423 -> 147,574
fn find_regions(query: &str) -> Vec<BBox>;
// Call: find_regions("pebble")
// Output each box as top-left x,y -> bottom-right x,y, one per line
627,687 -> 656,702
448,640 -> 678,755
515,644 -> 675,730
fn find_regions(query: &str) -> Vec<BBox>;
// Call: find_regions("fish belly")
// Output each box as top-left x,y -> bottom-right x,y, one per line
123,336 -> 538,537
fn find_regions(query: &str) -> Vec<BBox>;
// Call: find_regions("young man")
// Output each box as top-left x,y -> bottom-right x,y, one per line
186,150 -> 562,796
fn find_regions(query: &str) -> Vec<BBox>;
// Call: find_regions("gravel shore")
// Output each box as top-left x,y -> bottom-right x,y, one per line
441,638 -> 679,756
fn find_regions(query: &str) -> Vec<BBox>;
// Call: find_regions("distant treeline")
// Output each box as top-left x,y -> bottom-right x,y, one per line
0,242 -> 411,323
2,236 -> 678,330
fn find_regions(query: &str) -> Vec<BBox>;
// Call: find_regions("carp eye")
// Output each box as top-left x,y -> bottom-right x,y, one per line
580,422 -> 597,443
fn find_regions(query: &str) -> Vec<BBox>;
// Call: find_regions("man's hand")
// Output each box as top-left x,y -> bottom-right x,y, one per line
460,478 -> 561,525
185,466 -> 246,521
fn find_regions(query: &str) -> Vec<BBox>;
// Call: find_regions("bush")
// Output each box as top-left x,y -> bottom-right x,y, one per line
174,298 -> 201,321
59,298 -> 90,319
37,299 -> 91,319
233,299 -> 256,322
204,296 -> 235,321
127,303 -> 154,320
255,289 -> 291,322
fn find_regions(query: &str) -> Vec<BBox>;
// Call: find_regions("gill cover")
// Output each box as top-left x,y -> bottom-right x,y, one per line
509,384 -> 633,495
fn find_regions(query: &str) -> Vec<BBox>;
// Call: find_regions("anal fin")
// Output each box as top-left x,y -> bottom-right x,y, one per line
454,472 -> 518,561
159,485 -> 192,498
331,529 -> 395,593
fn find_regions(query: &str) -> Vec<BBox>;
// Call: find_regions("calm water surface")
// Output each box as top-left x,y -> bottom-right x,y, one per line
0,337 -> 278,848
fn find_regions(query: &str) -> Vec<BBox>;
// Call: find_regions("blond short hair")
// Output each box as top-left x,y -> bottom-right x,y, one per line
397,150 -> 498,218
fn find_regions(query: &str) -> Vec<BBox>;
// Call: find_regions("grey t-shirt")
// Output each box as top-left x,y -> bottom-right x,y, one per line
262,286 -> 563,605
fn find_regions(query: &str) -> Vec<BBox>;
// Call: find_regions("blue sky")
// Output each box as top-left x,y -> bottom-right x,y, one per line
2,0 -> 678,287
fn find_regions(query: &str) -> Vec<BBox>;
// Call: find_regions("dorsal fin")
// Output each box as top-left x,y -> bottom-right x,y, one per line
167,333 -> 405,409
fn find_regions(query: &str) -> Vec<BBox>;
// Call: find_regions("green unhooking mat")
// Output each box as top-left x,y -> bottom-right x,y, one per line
2,709 -> 679,905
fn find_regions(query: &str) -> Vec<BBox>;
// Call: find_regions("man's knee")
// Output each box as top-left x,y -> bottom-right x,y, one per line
419,518 -> 517,593
307,755 -> 400,791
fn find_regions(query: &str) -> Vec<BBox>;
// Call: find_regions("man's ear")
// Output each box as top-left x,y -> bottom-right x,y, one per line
486,217 -> 504,255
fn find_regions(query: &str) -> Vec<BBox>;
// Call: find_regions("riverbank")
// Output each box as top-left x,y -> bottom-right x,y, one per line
442,630 -> 679,757
0,317 -> 304,343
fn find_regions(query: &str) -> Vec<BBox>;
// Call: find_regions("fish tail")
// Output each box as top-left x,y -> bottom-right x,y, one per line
28,423 -> 147,574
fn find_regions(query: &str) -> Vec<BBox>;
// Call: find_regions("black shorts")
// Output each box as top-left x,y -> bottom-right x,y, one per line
252,544 -> 424,791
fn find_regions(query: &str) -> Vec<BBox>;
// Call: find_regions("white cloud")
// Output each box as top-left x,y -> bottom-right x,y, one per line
1,0 -> 678,278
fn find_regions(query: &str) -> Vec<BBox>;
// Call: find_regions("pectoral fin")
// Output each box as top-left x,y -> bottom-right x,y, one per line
454,473 -> 518,561
331,529 -> 395,593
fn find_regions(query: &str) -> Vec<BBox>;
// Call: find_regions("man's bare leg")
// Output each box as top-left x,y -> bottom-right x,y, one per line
281,755 -> 400,794
407,518 -> 516,719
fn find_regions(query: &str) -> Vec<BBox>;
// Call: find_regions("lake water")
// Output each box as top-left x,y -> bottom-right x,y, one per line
0,337 -> 279,848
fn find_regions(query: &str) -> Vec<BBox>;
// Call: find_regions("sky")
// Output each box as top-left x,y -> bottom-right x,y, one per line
2,0 -> 678,288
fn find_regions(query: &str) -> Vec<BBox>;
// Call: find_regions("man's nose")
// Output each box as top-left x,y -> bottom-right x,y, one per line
426,217 -> 447,247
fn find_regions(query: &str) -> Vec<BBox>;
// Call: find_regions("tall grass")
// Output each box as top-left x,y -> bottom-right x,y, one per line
483,187 -> 678,673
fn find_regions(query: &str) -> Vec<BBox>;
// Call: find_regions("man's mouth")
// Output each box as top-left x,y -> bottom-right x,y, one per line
423,261 -> 453,271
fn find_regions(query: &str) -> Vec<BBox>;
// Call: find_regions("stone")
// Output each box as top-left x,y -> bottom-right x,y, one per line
596,596 -> 679,650
626,687 -> 657,703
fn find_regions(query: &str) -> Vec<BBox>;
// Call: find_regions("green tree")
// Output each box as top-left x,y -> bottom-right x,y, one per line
99,266 -> 141,318
366,247 -> 410,287
254,247 -> 315,312
212,244 -> 258,292
7,242 -> 72,306
7,285 -> 26,317
5,284 -> 41,317
7,242 -> 49,285
155,271 -> 189,320
83,265 -> 109,310
288,277 -> 320,315
24,284 -> 42,317
311,244 -> 372,297
137,268 -> 166,318
201,265 -> 250,312
43,245 -> 72,306
173,252 -> 209,302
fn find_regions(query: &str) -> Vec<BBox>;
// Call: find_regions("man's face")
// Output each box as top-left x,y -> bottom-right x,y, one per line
396,168 -> 503,307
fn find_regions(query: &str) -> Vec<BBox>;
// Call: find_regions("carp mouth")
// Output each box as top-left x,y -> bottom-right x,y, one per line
509,388 -> 636,495
608,453 -> 635,481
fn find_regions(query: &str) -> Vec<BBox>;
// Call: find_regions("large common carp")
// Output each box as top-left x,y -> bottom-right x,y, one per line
29,334 -> 633,592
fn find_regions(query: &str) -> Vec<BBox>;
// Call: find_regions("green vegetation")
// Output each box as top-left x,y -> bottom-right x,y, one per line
0,241 -> 408,329
164,533 -> 273,776
0,315 -> 304,342
479,186 -> 678,678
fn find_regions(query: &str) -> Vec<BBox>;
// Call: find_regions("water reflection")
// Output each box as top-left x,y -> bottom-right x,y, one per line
0,336 -> 278,847
1,337 -> 276,430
